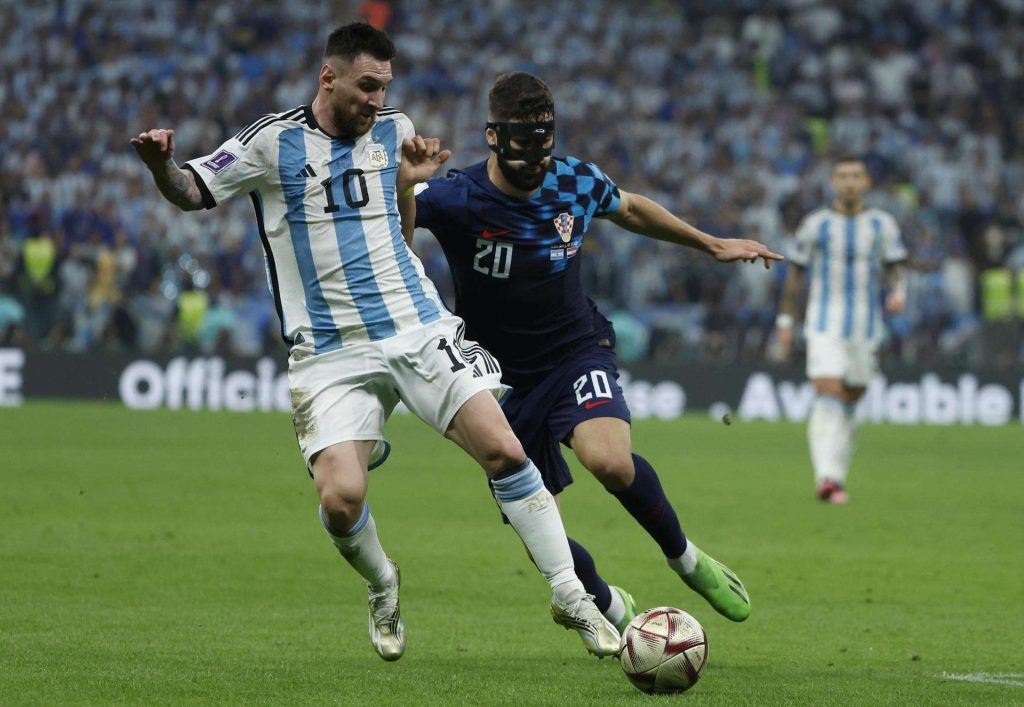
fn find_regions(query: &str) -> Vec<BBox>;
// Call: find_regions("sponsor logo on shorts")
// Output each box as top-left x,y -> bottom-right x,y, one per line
584,399 -> 613,409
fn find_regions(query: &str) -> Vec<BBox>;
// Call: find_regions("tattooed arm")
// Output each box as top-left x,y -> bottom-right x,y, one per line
130,129 -> 204,211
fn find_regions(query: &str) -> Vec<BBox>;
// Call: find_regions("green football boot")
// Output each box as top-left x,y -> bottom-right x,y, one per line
682,550 -> 751,622
608,585 -> 638,634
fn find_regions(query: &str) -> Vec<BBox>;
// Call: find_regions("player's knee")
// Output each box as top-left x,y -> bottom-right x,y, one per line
479,429 -> 526,472
584,452 -> 634,488
314,471 -> 367,525
318,485 -> 364,526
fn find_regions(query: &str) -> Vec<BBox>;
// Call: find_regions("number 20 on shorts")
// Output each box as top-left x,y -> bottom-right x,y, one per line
573,370 -> 613,406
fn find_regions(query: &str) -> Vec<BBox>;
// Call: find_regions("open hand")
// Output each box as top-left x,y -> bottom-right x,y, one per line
130,129 -> 176,168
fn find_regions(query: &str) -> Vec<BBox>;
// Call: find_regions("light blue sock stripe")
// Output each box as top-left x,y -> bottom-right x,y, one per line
815,394 -> 846,411
491,460 -> 545,502
319,502 -> 370,539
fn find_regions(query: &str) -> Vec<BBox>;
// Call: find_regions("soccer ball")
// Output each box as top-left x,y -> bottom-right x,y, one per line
618,607 -> 708,695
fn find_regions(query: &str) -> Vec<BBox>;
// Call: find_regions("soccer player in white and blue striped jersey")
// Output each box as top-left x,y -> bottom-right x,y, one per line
776,156 -> 908,503
130,22 -> 619,662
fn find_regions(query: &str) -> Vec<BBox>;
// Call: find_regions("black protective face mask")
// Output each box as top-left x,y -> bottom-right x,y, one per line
494,153 -> 547,192
486,120 -> 555,164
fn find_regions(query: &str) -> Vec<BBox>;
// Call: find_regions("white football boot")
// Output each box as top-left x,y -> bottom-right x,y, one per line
367,560 -> 405,661
550,589 -> 621,658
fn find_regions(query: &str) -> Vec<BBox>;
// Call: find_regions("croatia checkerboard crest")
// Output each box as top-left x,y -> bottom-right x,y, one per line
554,212 -> 574,242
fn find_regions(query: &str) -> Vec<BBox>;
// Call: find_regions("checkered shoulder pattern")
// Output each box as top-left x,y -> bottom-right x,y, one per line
539,156 -> 621,218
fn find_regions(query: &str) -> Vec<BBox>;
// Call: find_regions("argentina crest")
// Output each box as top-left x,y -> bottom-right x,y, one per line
553,212 -> 574,243
366,142 -> 389,169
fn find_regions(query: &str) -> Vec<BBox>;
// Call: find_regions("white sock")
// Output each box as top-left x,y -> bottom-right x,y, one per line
605,587 -> 626,626
808,396 -> 846,485
491,459 -> 584,599
320,504 -> 396,591
836,403 -> 858,485
666,540 -> 700,577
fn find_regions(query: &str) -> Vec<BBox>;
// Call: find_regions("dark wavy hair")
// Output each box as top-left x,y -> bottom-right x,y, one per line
488,72 -> 555,122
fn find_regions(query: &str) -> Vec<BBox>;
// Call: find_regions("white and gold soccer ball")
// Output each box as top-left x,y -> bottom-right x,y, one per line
618,607 -> 708,695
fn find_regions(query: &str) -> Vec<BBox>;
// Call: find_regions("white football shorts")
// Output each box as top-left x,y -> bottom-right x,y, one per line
287,315 -> 506,469
805,333 -> 879,387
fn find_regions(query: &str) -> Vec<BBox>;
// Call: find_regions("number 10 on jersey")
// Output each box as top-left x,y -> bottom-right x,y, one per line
322,169 -> 369,212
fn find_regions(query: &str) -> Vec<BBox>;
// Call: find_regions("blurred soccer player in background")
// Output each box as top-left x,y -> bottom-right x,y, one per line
131,24 -> 619,662
775,157 -> 908,503
414,72 -> 781,631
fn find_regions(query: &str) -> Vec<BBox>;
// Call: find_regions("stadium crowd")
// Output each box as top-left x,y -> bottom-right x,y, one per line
2,0 -> 1023,368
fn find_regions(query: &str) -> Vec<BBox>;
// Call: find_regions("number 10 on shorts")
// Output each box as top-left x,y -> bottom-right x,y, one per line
574,370 -> 613,406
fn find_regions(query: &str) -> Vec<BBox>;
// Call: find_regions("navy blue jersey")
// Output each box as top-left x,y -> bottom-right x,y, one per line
415,156 -> 621,387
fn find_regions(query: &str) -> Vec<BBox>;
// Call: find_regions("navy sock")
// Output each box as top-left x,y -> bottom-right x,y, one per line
568,537 -> 611,613
610,454 -> 687,559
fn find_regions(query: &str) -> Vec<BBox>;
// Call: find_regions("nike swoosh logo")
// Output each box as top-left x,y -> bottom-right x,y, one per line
481,228 -> 511,239
584,399 -> 613,409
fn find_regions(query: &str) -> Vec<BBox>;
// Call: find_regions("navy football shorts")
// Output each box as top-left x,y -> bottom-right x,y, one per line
499,343 -> 631,500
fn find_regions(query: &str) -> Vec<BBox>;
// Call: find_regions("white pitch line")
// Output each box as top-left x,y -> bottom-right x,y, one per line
937,672 -> 1024,687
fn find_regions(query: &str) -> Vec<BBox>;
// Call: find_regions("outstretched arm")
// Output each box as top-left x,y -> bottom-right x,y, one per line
130,129 -> 204,211
605,190 -> 783,268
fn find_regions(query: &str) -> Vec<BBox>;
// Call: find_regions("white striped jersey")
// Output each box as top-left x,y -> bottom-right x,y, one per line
788,207 -> 907,342
183,105 -> 446,356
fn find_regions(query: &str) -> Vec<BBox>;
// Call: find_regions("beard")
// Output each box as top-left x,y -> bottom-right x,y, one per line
496,155 -> 547,192
335,109 -> 377,139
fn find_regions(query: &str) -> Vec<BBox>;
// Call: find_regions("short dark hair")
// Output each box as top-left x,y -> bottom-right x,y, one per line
488,72 -> 555,122
833,154 -> 867,170
324,22 -> 395,62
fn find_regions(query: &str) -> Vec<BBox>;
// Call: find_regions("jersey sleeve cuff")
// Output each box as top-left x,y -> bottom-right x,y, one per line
183,164 -> 217,210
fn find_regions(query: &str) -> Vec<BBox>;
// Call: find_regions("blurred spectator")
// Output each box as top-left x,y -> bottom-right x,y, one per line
176,280 -> 209,353
19,228 -> 60,344
130,277 -> 177,354
0,226 -> 26,345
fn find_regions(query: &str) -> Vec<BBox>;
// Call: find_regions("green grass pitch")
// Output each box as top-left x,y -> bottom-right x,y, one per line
1,401 -> 1021,705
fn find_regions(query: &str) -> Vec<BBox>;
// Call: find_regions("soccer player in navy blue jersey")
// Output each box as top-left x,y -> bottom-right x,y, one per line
413,73 -> 782,629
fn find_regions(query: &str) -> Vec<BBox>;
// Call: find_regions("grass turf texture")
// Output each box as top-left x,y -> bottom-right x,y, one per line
1,401 -> 1021,706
